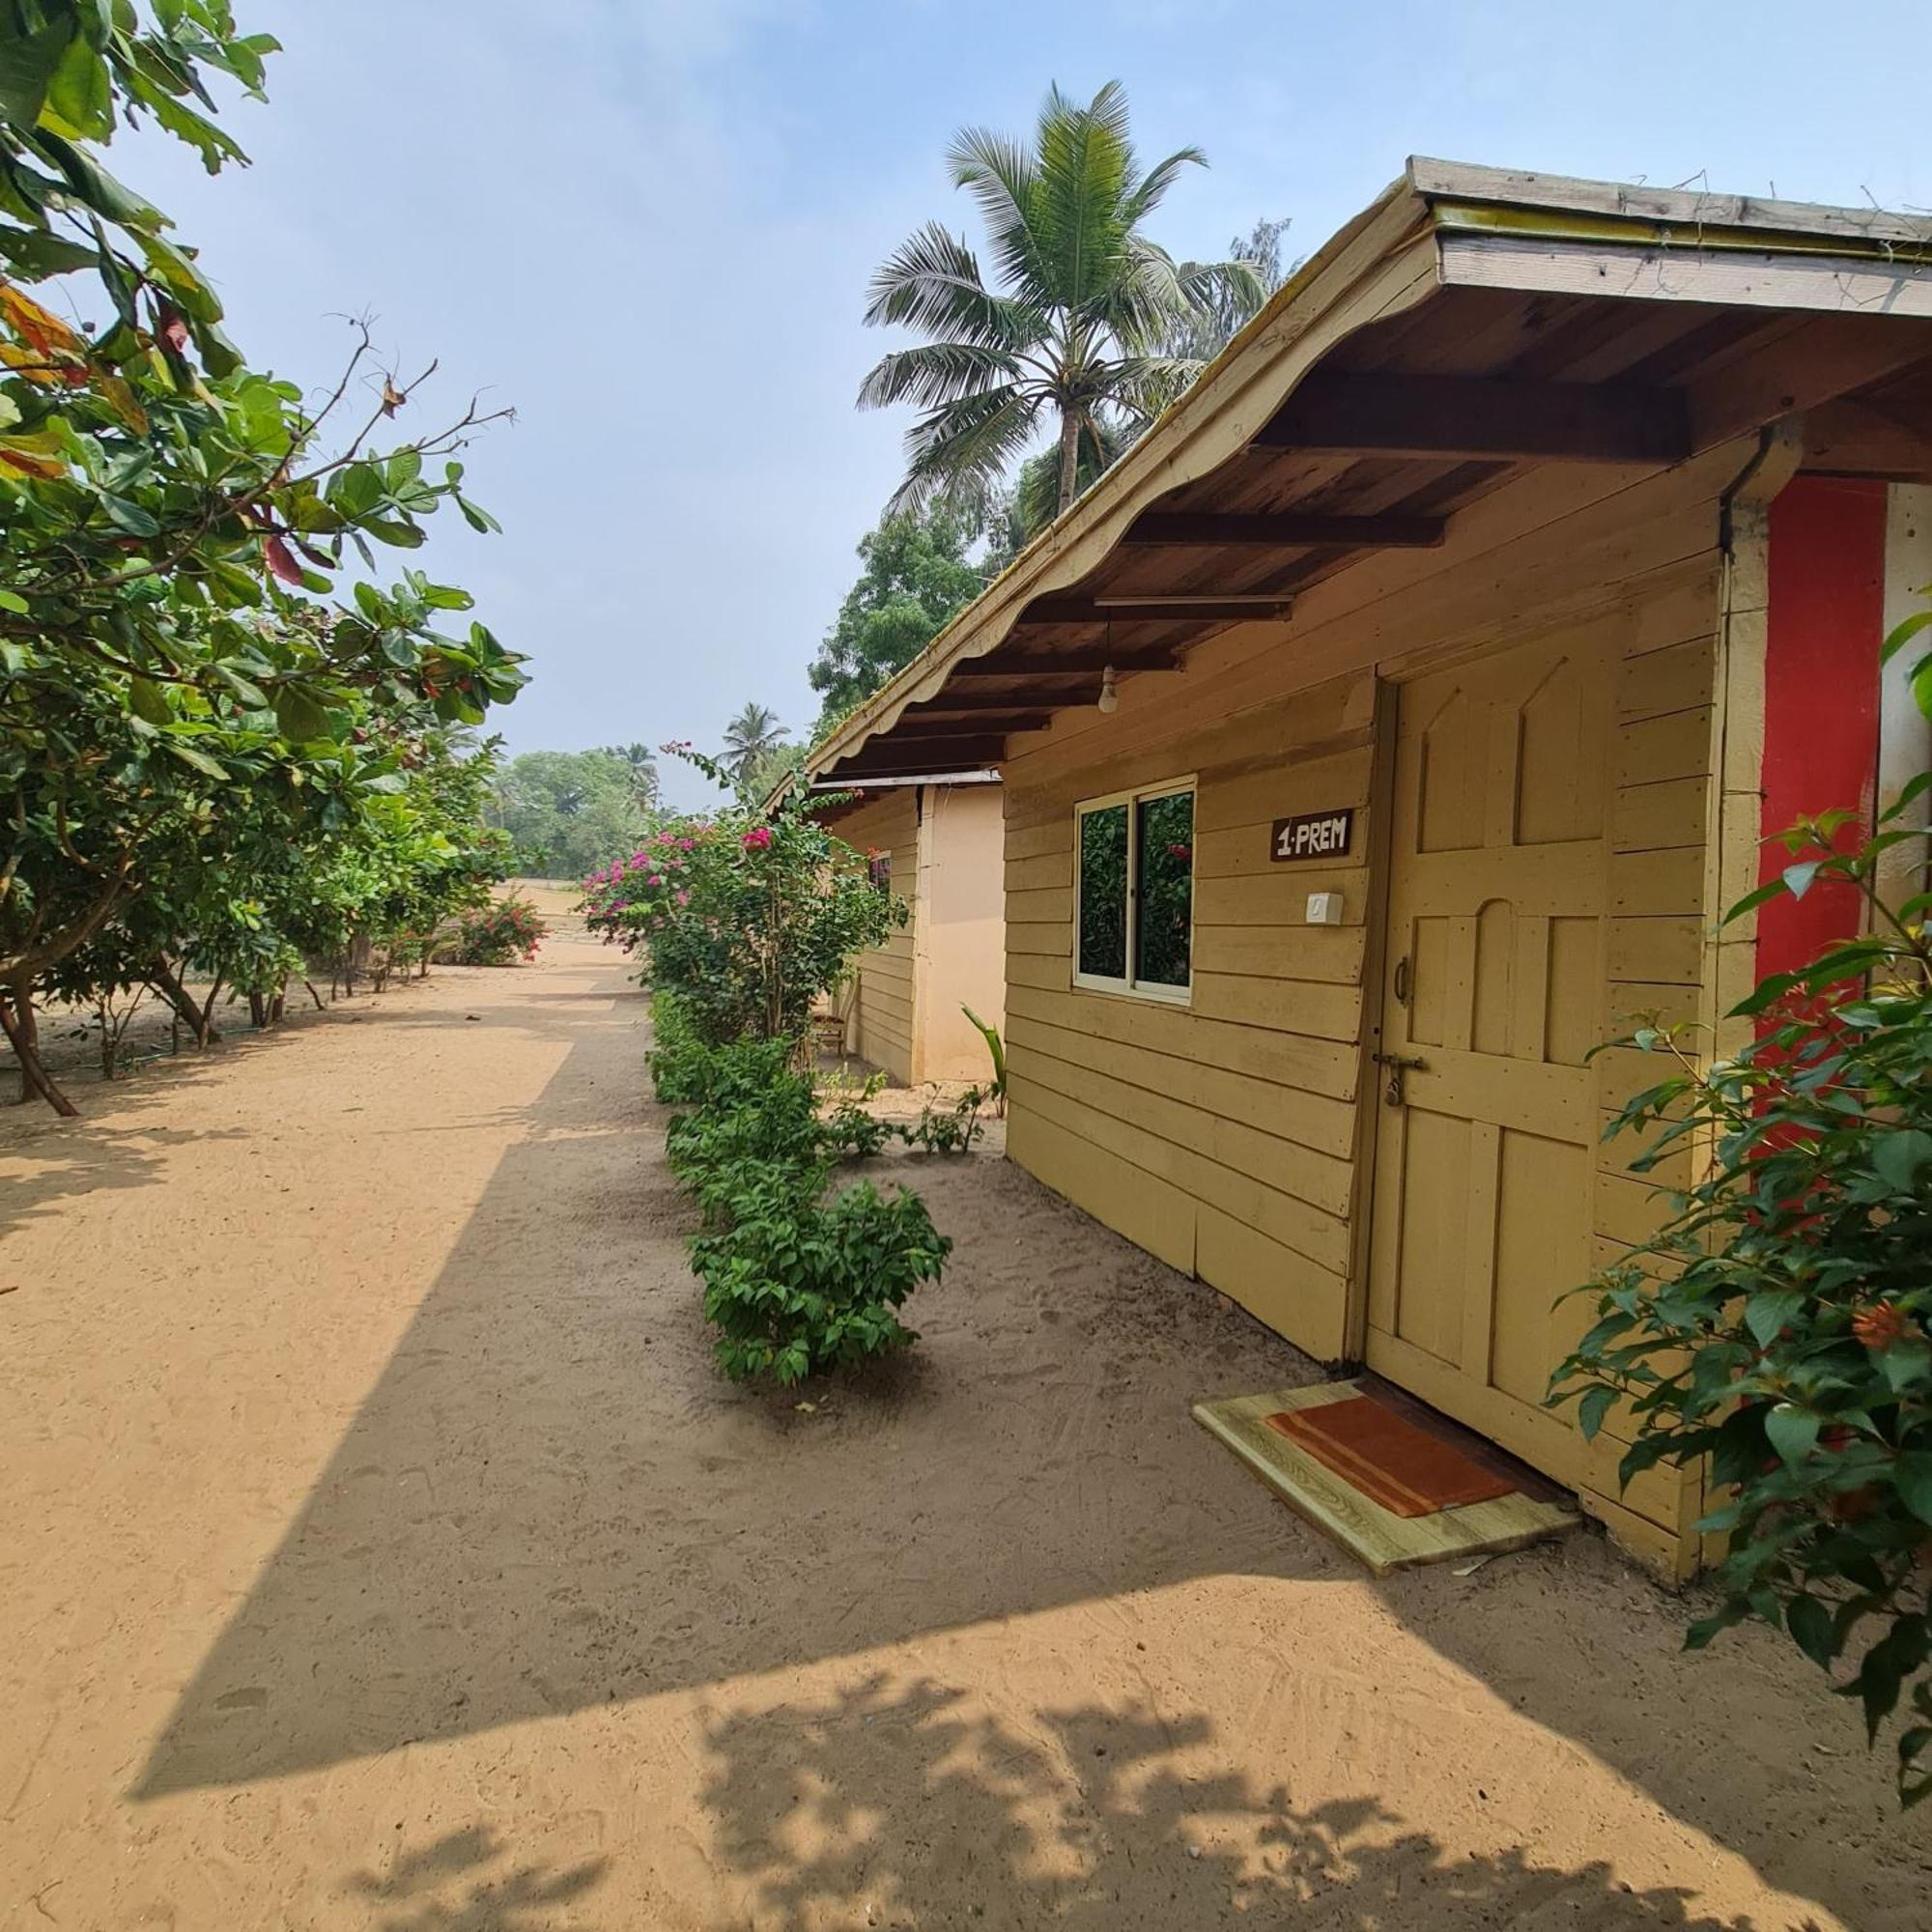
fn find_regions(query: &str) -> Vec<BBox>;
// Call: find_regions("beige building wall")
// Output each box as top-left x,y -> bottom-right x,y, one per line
999,436 -> 1765,1577
825,783 -> 1006,1087
912,783 -> 1007,1085
831,790 -> 918,1086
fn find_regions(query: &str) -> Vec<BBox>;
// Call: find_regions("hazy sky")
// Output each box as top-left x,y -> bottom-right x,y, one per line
129,1 -> 1930,807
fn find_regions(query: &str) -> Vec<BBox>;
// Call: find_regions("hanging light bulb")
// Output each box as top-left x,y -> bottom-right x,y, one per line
1096,664 -> 1119,714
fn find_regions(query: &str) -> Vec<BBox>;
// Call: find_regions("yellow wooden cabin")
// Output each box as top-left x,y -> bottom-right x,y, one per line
807,775 -> 1007,1087
803,159 -> 1932,1576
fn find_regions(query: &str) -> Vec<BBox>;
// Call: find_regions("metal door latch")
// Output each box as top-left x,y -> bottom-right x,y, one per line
1371,1051 -> 1426,1107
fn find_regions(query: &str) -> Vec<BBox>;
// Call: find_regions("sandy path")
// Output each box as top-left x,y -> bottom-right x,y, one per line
2,911 -> 1925,1929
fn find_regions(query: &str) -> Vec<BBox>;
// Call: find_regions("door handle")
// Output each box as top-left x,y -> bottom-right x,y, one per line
1392,954 -> 1411,1005
1371,1051 -> 1427,1108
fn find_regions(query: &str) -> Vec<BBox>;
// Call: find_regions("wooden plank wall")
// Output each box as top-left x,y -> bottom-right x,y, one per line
833,791 -> 920,1086
1004,672 -> 1376,1361
999,439 -> 1748,1445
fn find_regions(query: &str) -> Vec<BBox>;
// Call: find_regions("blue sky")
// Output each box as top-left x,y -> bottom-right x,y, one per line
129,1 -> 1930,806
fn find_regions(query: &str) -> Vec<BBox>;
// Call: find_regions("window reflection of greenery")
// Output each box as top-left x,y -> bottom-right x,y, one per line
1078,805 -> 1128,978
1136,791 -> 1193,987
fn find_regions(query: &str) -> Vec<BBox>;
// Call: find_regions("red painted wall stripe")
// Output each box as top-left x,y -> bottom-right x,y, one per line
1757,476 -> 1887,985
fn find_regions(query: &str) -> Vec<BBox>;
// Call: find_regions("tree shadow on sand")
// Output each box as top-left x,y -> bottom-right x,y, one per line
699,1675 -> 1799,1930
342,1823 -> 607,1932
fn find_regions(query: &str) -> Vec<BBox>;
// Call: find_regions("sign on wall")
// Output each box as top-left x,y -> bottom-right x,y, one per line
1270,808 -> 1354,863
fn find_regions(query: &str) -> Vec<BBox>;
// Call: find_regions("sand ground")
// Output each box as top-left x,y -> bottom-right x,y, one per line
3,896 -> 1927,1929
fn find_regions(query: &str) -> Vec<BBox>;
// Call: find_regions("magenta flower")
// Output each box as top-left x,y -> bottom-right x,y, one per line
742,825 -> 774,852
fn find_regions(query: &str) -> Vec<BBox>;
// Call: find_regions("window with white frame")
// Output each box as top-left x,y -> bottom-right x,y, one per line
1074,780 -> 1196,1000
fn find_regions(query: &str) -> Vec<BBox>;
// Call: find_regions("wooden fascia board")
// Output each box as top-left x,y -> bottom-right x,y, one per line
1408,156 -> 1932,252
1436,227 -> 1932,320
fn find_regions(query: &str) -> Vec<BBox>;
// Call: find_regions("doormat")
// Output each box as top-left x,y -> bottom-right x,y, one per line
1265,1395 -> 1514,1517
1192,1380 -> 1579,1576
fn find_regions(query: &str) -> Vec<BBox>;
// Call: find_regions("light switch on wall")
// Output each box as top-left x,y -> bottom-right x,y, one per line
1305,892 -> 1344,925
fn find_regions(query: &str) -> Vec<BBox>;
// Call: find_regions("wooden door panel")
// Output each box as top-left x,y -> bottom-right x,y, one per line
1368,627 -> 1612,1488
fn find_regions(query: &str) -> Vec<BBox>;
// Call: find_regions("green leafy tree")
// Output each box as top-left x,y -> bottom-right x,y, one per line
808,505 -> 989,727
720,702 -> 789,792
859,80 -> 1263,520
0,5 -> 525,1107
490,749 -> 657,880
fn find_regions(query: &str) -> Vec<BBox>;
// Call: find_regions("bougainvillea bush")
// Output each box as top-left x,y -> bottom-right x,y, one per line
449,895 -> 548,966
1551,766 -> 1932,1805
580,746 -> 904,1046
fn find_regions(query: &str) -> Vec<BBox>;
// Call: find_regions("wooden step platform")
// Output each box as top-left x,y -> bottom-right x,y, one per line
1193,1378 -> 1580,1576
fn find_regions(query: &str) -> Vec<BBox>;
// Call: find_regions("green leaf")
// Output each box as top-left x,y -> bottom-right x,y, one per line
1576,1383 -> 1616,1440
0,587 -> 27,614
41,37 -> 114,141
128,675 -> 172,726
0,17 -> 70,127
1896,1455 -> 1932,1528
364,517 -> 425,549
1881,607 -> 1932,664
1744,1290 -> 1804,1348
272,687 -> 331,744
1787,1594 -> 1838,1669
1872,1129 -> 1932,1193
100,496 -> 161,538
166,741 -> 229,779
1764,1403 -> 1821,1467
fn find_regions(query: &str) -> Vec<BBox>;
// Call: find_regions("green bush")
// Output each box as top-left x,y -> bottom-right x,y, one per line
653,1015 -> 950,1381
1551,779 -> 1932,1806
691,1178 -> 952,1384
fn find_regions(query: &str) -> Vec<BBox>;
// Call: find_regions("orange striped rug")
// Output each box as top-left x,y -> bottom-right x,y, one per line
1264,1394 -> 1517,1518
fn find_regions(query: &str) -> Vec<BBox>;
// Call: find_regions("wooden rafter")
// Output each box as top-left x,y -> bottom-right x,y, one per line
949,649 -> 1179,677
1122,509 -> 1446,549
1018,596 -> 1294,624
1255,371 -> 1690,464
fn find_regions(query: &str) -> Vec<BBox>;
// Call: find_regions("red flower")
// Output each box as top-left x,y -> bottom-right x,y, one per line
1853,1301 -> 1910,1350
742,825 -> 774,852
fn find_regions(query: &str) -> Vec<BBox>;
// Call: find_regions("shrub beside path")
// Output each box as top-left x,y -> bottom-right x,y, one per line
0,911 -> 1921,1928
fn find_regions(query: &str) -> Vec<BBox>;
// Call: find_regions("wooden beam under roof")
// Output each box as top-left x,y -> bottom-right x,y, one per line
901,689 -> 1065,714
1254,371 -> 1690,464
949,648 -> 1178,677
1017,595 -> 1295,624
1800,397 -> 1932,481
1122,509 -> 1446,549
837,731 -> 1008,763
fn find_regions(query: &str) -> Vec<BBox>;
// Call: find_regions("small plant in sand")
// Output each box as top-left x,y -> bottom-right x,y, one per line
900,1088 -> 987,1155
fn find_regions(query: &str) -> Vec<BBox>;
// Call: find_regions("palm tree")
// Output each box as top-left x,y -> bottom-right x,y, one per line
721,703 -> 789,789
859,81 -> 1264,522
600,742 -> 660,806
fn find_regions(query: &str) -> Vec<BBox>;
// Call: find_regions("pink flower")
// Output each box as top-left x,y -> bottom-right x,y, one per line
742,825 -> 774,852
676,890 -> 690,905
678,837 -> 696,850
